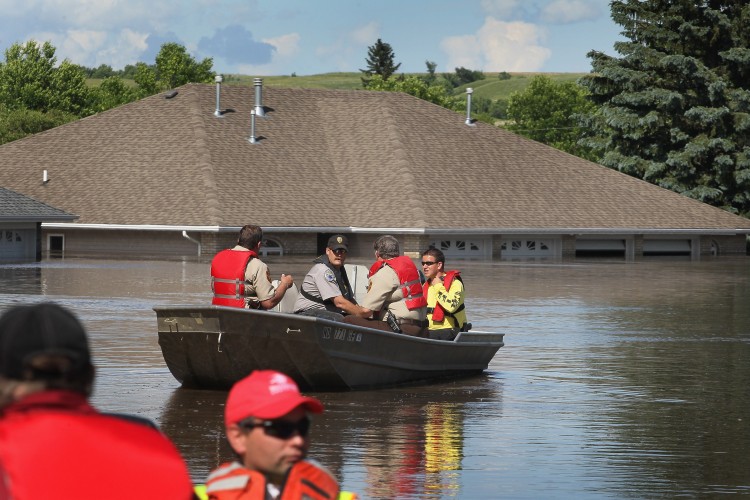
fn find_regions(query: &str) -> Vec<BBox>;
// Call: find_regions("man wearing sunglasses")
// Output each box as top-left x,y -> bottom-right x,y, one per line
205,370 -> 340,500
293,234 -> 368,318
421,247 -> 469,340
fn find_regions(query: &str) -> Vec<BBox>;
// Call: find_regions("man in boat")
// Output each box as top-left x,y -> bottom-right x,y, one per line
0,302 -> 194,500
343,235 -> 428,337
211,224 -> 294,309
204,370 -> 340,500
293,234 -> 369,319
421,247 -> 469,340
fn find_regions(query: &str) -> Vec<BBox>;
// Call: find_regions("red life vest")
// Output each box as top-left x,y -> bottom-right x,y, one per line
0,390 -> 194,500
368,256 -> 427,310
210,249 -> 259,308
425,270 -> 462,322
205,460 -> 340,500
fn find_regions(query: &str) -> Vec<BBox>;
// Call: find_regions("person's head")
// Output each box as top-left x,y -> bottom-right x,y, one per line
224,370 -> 324,484
237,225 -> 263,251
421,247 -> 445,280
0,302 -> 94,406
373,235 -> 400,260
325,234 -> 349,268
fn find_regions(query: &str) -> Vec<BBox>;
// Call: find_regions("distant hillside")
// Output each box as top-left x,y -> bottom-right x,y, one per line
222,72 -> 590,102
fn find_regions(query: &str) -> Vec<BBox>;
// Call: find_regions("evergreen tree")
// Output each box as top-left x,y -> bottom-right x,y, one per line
360,39 -> 401,85
579,1 -> 750,216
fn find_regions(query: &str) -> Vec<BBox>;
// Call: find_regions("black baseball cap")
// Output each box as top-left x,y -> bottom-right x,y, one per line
0,302 -> 92,380
327,234 -> 349,252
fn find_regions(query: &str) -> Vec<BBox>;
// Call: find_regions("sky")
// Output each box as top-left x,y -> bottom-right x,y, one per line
0,0 -> 624,76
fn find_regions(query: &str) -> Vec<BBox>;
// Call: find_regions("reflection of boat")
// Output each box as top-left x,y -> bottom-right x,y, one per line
154,304 -> 504,390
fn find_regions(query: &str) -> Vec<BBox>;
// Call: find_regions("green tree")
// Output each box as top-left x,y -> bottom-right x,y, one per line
364,74 -> 455,108
0,104 -> 76,144
506,75 -> 597,160
579,0 -> 750,216
88,76 -> 140,113
0,40 -> 90,116
134,43 -> 214,94
360,39 -> 401,85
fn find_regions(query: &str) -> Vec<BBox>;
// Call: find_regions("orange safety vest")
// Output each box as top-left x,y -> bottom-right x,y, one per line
424,270 -> 463,323
210,248 -> 259,308
205,460 -> 340,500
369,256 -> 427,310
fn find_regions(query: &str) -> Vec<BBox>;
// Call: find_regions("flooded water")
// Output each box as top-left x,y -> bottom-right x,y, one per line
1,256 -> 749,498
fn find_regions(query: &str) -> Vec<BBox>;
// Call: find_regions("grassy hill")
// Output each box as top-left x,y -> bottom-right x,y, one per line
223,72 -> 589,102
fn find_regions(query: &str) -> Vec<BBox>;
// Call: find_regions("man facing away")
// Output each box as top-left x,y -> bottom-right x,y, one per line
421,247 -> 469,340
0,302 -> 193,500
293,234 -> 369,320
211,224 -> 294,309
343,235 -> 427,337
205,370 -> 340,500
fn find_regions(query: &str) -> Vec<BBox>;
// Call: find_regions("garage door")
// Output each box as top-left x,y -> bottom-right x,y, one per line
429,238 -> 489,258
0,229 -> 34,261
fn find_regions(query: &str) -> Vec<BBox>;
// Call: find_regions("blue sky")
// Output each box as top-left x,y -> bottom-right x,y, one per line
0,0 -> 623,76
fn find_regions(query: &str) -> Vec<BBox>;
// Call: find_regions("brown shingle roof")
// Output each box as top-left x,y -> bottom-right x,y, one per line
0,83 -> 748,231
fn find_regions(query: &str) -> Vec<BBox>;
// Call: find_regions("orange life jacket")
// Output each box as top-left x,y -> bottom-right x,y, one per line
424,270 -> 463,322
368,256 -> 427,310
205,460 -> 339,500
210,249 -> 259,308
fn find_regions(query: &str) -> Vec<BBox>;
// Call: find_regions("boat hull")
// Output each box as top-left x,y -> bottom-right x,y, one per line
155,305 -> 504,390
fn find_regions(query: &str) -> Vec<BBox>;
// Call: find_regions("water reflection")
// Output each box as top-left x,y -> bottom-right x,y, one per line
0,257 -> 748,498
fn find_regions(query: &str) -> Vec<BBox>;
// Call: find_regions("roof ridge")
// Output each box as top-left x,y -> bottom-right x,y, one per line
184,86 -> 222,225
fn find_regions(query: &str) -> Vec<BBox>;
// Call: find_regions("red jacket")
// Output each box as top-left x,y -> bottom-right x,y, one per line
369,256 -> 427,310
206,460 -> 339,500
0,390 -> 193,500
211,248 -> 259,307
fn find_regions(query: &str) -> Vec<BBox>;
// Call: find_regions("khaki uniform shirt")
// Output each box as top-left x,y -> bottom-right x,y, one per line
361,265 -> 425,322
232,245 -> 275,307
294,263 -> 343,313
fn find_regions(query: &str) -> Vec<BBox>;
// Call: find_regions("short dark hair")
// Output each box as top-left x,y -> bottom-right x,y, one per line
373,235 -> 400,259
238,225 -> 263,250
422,247 -> 445,264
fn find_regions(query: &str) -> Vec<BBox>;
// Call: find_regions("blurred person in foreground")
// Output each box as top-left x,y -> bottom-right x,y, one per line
204,370 -> 344,500
421,247 -> 470,341
211,224 -> 294,309
293,234 -> 369,320
0,302 -> 193,500
344,235 -> 427,336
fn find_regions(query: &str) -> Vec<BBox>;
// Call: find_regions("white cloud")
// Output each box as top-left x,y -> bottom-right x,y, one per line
441,17 -> 551,72
540,0 -> 602,24
350,22 -> 379,46
263,33 -> 300,59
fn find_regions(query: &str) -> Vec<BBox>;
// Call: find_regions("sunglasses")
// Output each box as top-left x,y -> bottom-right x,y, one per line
421,261 -> 438,266
332,248 -> 347,255
240,417 -> 311,439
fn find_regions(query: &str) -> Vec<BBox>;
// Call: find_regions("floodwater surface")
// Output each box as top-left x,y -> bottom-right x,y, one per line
1,256 -> 749,499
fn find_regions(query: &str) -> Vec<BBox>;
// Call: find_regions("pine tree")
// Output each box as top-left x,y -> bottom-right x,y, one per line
579,1 -> 750,216
360,39 -> 401,85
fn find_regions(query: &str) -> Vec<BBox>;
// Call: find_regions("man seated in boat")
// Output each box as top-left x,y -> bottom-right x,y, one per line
421,247 -> 470,340
343,235 -> 428,337
203,370 -> 341,500
211,224 -> 294,309
293,234 -> 370,320
0,303 -> 194,499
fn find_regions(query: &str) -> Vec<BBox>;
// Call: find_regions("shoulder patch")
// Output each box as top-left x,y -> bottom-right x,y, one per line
324,269 -> 337,283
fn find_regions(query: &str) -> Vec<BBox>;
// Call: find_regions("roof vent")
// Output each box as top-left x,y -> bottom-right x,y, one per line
164,90 -> 178,99
248,109 -> 258,144
253,78 -> 265,117
465,88 -> 475,126
214,74 -> 223,118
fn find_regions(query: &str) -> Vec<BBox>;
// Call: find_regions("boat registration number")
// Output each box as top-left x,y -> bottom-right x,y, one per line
323,326 -> 362,343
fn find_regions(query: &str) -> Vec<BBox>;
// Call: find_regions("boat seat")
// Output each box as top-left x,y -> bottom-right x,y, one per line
271,281 -> 298,313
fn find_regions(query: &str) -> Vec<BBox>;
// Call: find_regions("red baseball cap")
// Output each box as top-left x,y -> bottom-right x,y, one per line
224,370 -> 323,426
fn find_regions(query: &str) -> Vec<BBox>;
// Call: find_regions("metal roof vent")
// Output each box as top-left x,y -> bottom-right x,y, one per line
164,90 -> 178,99
465,88 -> 475,126
253,78 -> 266,117
248,109 -> 258,144
214,74 -> 223,118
